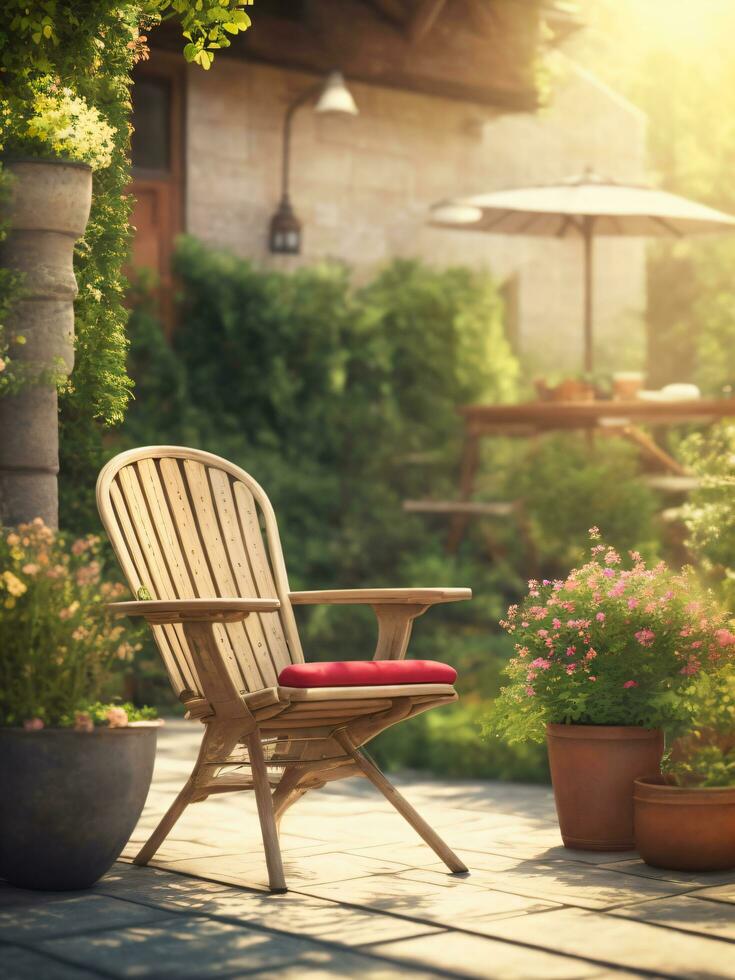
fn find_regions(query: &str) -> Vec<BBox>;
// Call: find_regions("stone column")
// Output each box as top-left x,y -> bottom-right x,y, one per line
0,159 -> 92,528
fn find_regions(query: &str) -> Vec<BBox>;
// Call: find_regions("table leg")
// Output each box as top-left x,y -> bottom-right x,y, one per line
447,432 -> 480,553
621,425 -> 688,476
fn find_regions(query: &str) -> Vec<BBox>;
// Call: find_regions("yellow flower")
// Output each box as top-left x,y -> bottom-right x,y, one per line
2,571 -> 27,597
3,79 -> 115,171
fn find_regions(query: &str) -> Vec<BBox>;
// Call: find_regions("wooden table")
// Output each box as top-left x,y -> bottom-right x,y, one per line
444,398 -> 735,552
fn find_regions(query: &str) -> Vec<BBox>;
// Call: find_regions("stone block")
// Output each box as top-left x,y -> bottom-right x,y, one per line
611,894 -> 735,941
0,893 -> 169,942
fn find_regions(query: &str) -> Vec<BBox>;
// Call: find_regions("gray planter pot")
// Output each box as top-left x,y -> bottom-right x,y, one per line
0,726 -> 156,890
0,157 -> 93,528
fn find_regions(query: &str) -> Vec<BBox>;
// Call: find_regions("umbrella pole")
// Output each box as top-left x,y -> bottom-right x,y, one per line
583,217 -> 594,374
582,215 -> 595,374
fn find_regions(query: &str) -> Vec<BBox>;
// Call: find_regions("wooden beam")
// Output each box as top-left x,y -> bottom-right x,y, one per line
149,1 -> 543,112
643,475 -> 699,493
404,500 -> 515,516
333,731 -> 468,873
407,0 -> 448,44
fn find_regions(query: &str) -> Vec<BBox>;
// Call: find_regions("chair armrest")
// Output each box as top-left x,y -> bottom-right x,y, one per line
288,588 -> 471,606
289,588 -> 471,660
109,597 -> 280,625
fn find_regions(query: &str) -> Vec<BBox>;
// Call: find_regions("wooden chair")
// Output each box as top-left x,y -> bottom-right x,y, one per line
96,446 -> 472,892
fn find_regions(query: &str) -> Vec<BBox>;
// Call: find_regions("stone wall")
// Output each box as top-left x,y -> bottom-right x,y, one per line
186,55 -> 647,373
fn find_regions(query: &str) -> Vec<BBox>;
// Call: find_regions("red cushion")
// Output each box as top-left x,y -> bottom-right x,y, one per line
278,660 -> 457,688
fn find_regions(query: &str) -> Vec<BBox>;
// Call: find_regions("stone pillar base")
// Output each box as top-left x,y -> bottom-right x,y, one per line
0,158 -> 92,529
0,385 -> 60,527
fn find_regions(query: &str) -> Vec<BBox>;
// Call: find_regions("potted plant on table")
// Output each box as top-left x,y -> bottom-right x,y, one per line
0,518 -> 159,891
634,666 -> 735,871
534,372 -> 599,403
486,528 -> 734,851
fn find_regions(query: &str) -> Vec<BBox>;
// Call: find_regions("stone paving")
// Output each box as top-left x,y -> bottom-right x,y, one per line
2,720 -> 735,979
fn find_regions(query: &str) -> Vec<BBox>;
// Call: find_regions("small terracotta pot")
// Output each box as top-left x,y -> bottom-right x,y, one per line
612,372 -> 644,401
547,723 -> 664,851
634,776 -> 735,871
534,378 -> 552,402
550,379 -> 596,403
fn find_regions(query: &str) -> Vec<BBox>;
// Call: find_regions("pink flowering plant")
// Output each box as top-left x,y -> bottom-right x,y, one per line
0,518 -> 153,729
486,529 -> 735,744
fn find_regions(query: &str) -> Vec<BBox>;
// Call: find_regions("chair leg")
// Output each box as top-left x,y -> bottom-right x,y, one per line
274,789 -> 309,834
247,731 -> 287,893
333,730 -> 468,874
272,768 -> 310,832
134,719 -> 235,867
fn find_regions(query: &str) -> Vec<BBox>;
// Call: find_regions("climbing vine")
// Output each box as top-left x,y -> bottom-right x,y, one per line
0,1 -> 253,527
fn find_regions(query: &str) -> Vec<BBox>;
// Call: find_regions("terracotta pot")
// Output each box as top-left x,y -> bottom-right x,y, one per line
634,776 -> 735,871
546,723 -> 664,850
549,379 -> 596,403
534,378 -> 552,402
612,372 -> 644,401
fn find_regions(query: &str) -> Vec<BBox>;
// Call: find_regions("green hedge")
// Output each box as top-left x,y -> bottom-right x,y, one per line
98,239 -> 667,780
113,241 -> 544,776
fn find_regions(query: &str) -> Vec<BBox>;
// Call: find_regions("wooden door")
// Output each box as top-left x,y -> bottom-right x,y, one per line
128,58 -> 185,335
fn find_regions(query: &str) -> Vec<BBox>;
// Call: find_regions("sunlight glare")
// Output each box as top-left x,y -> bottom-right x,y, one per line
623,0 -> 732,53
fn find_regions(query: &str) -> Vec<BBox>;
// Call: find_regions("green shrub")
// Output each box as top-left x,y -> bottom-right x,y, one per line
373,702 -> 549,783
110,244 -> 540,775
507,435 -> 660,574
681,424 -> 735,605
107,241 -> 675,783
663,668 -> 735,788
121,239 -> 519,603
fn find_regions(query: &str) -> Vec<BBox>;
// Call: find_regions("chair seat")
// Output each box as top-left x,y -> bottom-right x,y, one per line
277,659 -> 457,688
278,682 -> 456,702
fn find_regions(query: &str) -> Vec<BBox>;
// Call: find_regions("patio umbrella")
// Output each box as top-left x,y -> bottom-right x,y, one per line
430,170 -> 735,372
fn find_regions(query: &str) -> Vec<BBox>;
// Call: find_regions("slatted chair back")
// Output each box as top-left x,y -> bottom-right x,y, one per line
96,446 -> 304,700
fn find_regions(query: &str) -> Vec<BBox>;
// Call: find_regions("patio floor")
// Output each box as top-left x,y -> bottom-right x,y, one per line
2,721 -> 735,978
